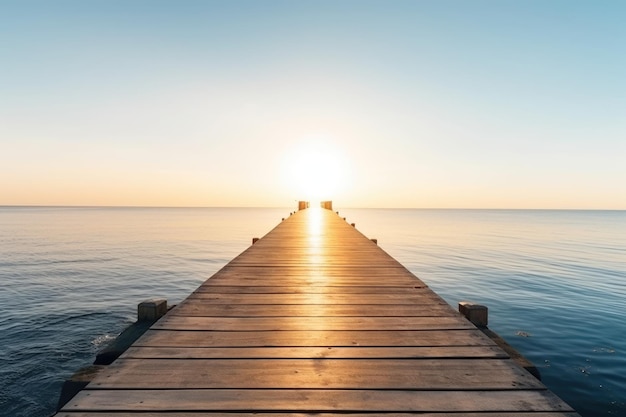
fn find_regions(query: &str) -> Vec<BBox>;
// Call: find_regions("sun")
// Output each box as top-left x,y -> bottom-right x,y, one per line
281,135 -> 351,204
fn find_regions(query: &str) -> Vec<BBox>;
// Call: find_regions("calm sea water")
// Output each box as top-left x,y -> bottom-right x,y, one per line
0,207 -> 624,417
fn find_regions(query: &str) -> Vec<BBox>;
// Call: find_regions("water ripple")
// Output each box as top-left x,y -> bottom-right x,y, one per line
1,207 -> 625,417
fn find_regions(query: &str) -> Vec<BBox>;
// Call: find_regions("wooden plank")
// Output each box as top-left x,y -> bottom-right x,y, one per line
230,255 -> 399,261
203,278 -> 425,287
135,329 -> 495,347
152,316 -> 473,331
231,254 -> 400,264
203,267 -> 427,285
193,285 -> 427,293
120,346 -> 509,359
185,293 -> 447,304
170,303 -> 455,317
62,389 -> 575,412
89,358 -> 543,390
212,265 -> 422,276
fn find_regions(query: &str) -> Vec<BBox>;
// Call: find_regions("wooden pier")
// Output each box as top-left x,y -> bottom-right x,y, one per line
55,207 -> 578,416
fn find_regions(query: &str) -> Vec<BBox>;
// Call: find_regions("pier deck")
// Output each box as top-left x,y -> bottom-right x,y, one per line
56,208 -> 578,416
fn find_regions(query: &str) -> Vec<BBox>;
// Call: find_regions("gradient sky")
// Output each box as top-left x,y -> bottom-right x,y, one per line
1,0 -> 625,208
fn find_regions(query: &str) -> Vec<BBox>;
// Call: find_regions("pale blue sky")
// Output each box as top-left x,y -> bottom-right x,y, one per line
1,1 -> 625,208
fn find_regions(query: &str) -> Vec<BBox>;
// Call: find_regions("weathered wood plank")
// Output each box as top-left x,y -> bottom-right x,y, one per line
193,285 -> 427,293
119,346 -> 509,359
152,316 -> 473,331
62,389 -> 575,412
211,265 -> 423,278
202,274 -> 426,292
203,277 -> 426,287
135,329 -> 495,347
202,265 -> 427,286
89,359 -> 543,390
170,303 -> 455,317
231,254 -> 400,264
185,293 -> 447,304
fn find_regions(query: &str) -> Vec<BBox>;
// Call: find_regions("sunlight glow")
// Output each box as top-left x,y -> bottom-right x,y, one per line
281,135 -> 351,204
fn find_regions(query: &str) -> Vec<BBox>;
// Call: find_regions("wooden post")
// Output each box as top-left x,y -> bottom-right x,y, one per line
371,238 -> 378,245
252,237 -> 259,244
138,299 -> 168,322
458,301 -> 488,327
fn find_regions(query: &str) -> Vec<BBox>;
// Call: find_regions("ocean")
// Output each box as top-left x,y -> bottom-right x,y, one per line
0,207 -> 624,417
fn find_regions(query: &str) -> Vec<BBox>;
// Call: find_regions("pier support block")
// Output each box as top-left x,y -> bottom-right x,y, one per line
458,301 -> 488,327
57,365 -> 106,410
138,298 -> 168,322
96,299 -> 168,365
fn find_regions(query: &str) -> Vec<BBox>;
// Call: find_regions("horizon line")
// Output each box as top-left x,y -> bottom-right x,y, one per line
1,204 -> 624,211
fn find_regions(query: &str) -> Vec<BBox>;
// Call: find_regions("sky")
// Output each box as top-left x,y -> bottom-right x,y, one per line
1,0 -> 625,209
